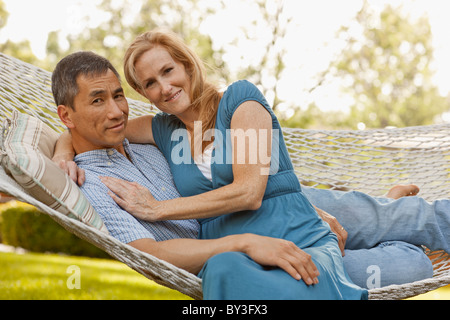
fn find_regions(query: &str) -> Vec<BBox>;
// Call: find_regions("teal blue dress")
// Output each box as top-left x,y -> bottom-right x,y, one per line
152,80 -> 368,300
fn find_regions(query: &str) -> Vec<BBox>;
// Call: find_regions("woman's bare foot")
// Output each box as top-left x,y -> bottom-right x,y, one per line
386,184 -> 420,199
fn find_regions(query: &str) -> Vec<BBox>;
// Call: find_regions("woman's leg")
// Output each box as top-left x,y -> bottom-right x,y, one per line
198,251 -> 367,300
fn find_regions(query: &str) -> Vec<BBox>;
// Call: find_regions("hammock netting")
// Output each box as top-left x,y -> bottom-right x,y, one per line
0,52 -> 449,300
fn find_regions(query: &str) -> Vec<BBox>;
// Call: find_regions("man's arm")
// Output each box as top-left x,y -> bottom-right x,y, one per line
130,236 -> 245,275
130,233 -> 319,284
313,205 -> 347,256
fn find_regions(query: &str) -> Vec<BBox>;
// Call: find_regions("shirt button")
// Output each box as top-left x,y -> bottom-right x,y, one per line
107,161 -> 112,166
161,187 -> 166,192
108,150 -> 114,156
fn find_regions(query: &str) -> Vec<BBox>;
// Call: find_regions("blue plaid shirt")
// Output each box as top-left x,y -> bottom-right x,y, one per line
74,140 -> 199,243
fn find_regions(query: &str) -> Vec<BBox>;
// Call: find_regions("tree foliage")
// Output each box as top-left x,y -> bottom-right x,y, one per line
329,2 -> 450,128
0,0 -> 7,29
45,0 -> 227,101
0,0 -> 42,67
224,0 -> 290,111
1,0 -> 449,129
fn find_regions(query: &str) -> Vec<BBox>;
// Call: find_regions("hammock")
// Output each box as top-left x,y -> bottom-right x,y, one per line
0,52 -> 448,300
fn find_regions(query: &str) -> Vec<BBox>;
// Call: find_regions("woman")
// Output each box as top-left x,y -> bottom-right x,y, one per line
100,29 -> 368,299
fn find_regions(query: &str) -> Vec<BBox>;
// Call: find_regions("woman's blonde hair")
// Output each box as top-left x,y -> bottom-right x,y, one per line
124,29 -> 222,153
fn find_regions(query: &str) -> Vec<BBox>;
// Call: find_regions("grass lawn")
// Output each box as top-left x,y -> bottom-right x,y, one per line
1,250 -> 448,300
406,284 -> 450,300
0,251 -> 191,300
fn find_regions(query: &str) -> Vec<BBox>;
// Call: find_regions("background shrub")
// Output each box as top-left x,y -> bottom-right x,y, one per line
1,202 -> 109,259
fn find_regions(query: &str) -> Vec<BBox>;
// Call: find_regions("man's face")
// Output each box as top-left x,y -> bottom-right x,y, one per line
61,69 -> 129,154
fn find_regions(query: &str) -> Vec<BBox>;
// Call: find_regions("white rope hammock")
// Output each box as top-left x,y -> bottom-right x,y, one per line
0,52 -> 449,300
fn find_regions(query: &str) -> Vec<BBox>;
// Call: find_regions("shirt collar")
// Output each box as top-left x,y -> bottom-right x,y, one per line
74,139 -> 132,165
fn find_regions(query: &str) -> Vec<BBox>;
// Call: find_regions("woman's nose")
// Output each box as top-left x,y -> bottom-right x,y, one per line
161,81 -> 173,96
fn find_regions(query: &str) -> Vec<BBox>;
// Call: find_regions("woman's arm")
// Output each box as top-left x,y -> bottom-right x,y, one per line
126,115 -> 155,144
52,115 -> 155,185
52,131 -> 86,185
101,100 -> 272,221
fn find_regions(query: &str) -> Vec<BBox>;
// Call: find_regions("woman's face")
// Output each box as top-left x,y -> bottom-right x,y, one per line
134,46 -> 192,119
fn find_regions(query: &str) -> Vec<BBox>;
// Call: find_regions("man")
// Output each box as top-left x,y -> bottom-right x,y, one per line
52,51 -> 437,297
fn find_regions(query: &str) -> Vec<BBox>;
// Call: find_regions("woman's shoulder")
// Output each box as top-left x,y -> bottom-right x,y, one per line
151,112 -> 185,155
218,80 -> 269,123
153,112 -> 184,130
224,80 -> 262,98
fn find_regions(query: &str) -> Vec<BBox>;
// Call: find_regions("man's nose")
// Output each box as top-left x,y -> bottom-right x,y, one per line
107,99 -> 125,118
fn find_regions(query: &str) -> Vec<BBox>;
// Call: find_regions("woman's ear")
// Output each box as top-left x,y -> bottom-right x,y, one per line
57,105 -> 75,129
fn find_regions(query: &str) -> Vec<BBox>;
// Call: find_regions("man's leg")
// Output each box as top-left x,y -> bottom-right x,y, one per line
302,186 -> 450,253
343,241 -> 433,289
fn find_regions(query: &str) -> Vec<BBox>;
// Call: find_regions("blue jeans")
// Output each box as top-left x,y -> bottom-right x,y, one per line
302,186 -> 450,288
344,241 -> 432,288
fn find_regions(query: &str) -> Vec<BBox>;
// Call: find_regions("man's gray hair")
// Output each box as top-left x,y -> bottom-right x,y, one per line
51,51 -> 121,110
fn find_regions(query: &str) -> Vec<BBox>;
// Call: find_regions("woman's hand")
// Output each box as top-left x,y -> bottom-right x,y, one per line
52,153 -> 85,186
100,176 -> 162,221
52,131 -> 85,186
243,234 -> 320,285
314,205 -> 347,256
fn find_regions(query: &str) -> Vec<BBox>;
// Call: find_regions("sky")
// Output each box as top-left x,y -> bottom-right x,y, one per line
1,0 -> 450,114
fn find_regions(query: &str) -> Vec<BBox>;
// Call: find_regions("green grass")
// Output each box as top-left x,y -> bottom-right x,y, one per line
1,250 -> 448,300
407,284 -> 450,300
0,251 -> 191,300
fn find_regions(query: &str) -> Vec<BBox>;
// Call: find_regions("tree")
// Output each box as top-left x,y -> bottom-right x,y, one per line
280,102 -> 352,129
0,0 -> 7,30
214,0 -> 290,112
0,0 -> 41,67
330,1 -> 449,128
46,0 -> 227,101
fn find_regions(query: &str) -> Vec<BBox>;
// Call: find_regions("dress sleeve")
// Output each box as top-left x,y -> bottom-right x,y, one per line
151,112 -> 184,162
217,80 -> 275,128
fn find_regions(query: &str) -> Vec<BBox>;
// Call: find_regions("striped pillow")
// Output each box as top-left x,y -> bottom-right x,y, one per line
0,111 -> 108,233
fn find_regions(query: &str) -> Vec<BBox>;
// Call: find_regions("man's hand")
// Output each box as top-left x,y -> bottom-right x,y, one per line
314,205 -> 347,256
242,234 -> 320,286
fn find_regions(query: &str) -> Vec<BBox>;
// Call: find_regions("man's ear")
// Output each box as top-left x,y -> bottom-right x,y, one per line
57,105 -> 75,129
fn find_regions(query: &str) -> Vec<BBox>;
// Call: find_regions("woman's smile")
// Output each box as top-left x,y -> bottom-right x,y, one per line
165,90 -> 182,102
